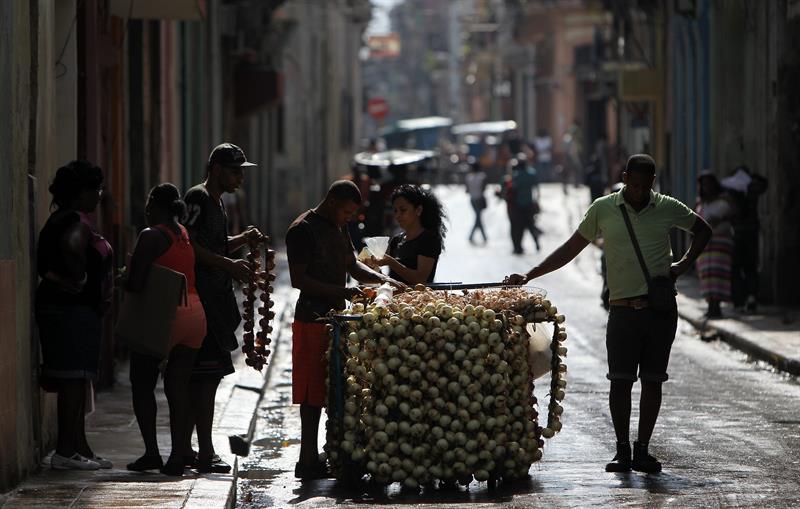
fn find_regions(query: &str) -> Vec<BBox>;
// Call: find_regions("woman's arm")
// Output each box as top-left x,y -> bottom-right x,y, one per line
44,221 -> 91,294
126,229 -> 171,292
60,221 -> 90,281
378,254 -> 436,285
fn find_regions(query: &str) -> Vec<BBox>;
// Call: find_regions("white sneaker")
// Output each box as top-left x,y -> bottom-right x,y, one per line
51,453 -> 101,470
88,455 -> 113,469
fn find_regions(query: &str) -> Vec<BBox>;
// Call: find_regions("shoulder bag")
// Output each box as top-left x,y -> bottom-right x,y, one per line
619,204 -> 677,311
115,264 -> 187,359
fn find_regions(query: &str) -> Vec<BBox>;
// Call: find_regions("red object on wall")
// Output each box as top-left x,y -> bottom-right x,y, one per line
367,97 -> 389,120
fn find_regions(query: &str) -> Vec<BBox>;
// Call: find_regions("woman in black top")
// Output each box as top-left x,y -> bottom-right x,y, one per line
36,161 -> 113,471
373,184 -> 446,285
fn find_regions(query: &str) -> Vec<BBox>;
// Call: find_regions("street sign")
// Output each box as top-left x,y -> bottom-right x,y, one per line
367,97 -> 389,120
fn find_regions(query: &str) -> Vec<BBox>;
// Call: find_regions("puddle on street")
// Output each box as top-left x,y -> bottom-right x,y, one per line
251,437 -> 299,448
238,468 -> 281,480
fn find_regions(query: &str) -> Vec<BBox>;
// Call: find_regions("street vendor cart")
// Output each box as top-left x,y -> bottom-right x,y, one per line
322,282 -> 569,491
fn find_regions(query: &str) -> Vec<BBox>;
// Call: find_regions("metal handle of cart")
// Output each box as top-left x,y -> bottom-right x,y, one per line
326,314 -> 363,437
426,281 -> 513,290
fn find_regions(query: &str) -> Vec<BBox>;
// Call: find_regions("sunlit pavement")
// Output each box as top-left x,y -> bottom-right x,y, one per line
236,183 -> 800,508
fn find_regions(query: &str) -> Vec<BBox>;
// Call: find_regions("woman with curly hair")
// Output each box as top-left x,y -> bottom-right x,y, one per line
372,184 -> 447,285
36,160 -> 113,470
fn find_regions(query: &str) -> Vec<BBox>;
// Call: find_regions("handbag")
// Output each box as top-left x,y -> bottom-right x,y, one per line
115,264 -> 187,359
619,204 -> 677,311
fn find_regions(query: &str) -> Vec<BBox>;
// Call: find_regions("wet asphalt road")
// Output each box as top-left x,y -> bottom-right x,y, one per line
237,184 -> 800,508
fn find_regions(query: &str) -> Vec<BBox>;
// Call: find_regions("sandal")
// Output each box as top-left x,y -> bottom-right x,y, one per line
160,457 -> 186,477
183,452 -> 198,468
196,454 -> 231,474
294,461 -> 331,480
127,454 -> 163,472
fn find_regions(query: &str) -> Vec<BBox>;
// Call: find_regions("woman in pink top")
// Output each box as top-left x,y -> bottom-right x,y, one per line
125,184 -> 206,476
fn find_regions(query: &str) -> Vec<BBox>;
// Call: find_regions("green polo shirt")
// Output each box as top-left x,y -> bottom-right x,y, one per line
578,189 -> 696,300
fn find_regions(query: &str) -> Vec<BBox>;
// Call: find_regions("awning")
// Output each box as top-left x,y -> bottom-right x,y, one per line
109,0 -> 206,20
354,149 -> 435,168
451,120 -> 517,136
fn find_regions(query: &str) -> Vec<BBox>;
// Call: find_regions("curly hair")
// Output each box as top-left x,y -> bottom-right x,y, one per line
390,184 -> 447,248
48,160 -> 103,209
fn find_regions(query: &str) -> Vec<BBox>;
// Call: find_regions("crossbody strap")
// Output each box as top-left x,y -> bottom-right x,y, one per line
618,204 -> 652,285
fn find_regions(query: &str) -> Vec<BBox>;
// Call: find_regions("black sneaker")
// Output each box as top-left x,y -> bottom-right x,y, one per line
632,441 -> 662,473
605,442 -> 632,472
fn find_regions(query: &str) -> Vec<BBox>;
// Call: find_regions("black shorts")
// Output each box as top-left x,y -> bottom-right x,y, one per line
190,330 -> 235,381
606,306 -> 678,383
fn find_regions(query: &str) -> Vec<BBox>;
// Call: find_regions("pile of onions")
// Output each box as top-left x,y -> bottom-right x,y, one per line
324,287 -> 567,489
241,238 -> 276,371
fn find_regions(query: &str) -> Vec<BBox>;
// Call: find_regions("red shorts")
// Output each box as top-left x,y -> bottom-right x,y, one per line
170,291 -> 206,350
292,321 -> 329,407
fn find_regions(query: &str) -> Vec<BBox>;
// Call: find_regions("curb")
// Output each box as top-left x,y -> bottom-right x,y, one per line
677,309 -> 800,377
217,278 -> 293,507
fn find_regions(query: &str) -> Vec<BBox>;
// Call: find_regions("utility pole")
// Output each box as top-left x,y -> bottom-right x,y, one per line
447,1 -> 463,123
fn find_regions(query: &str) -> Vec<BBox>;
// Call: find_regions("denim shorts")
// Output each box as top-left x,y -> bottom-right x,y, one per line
606,306 -> 678,383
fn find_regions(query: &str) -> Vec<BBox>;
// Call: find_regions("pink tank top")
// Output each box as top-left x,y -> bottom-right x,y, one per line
153,224 -> 198,294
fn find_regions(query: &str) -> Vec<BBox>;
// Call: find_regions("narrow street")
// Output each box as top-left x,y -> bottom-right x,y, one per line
236,183 -> 800,508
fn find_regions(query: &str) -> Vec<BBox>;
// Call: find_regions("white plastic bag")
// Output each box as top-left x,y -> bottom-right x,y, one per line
364,236 -> 391,259
373,283 -> 394,306
526,322 -> 554,380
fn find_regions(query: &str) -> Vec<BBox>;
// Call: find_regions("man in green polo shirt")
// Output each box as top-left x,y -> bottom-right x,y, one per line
505,154 -> 711,474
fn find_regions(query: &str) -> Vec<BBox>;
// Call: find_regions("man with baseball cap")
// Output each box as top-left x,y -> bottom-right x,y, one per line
207,142 -> 258,169
182,143 -> 268,473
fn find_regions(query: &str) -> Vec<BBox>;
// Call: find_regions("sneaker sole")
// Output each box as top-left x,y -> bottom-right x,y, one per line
52,462 -> 100,470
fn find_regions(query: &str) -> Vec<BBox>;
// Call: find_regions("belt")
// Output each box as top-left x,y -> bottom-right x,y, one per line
609,297 -> 649,310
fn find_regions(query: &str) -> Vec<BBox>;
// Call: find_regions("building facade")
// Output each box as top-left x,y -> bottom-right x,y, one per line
0,0 -> 369,490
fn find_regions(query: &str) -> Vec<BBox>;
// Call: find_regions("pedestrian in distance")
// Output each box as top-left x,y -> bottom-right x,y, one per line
182,143 -> 269,474
465,157 -> 488,244
36,161 -> 113,470
695,171 -> 735,318
504,154 -> 712,474
125,184 -> 206,476
721,165 -> 768,313
533,128 -> 554,181
502,155 -> 541,254
286,180 -> 406,480
370,184 -> 447,285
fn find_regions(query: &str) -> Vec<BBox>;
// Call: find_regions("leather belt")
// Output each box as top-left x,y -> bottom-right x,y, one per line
609,297 -> 649,310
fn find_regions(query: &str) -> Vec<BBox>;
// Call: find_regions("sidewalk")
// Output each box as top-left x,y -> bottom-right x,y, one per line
1,251 -> 292,509
676,275 -> 800,376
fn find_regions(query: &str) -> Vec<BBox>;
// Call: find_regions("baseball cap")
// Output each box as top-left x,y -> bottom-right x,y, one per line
208,143 -> 257,168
